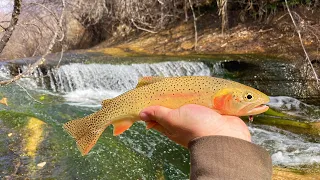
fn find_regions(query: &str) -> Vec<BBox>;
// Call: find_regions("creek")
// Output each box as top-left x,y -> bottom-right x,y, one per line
0,52 -> 319,179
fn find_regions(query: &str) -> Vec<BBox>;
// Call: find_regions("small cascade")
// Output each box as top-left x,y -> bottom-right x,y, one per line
0,61 -> 213,106
22,61 -> 211,106
47,61 -> 211,93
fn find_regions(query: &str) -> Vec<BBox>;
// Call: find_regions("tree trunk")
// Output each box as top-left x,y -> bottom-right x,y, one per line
0,0 -> 22,54
217,0 -> 228,34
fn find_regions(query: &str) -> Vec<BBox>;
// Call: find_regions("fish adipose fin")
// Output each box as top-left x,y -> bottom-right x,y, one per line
136,76 -> 165,88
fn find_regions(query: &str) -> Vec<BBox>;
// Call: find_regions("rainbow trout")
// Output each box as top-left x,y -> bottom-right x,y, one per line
63,76 -> 269,155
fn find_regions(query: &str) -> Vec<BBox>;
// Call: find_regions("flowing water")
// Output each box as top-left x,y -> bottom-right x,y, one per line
0,54 -> 319,179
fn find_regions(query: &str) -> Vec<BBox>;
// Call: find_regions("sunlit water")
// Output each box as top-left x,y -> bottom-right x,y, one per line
0,59 -> 319,178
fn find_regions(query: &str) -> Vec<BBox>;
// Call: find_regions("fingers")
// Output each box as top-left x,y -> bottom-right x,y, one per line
152,124 -> 166,134
224,116 -> 251,142
139,106 -> 173,128
145,121 -> 158,129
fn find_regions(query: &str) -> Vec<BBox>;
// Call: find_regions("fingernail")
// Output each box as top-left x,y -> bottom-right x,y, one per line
140,112 -> 151,121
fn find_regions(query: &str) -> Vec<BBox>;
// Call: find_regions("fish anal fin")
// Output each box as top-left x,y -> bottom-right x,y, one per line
112,118 -> 136,136
136,76 -> 165,88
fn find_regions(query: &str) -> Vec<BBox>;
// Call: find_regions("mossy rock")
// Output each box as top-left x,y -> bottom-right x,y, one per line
35,94 -> 65,104
242,114 -> 320,139
0,111 -> 36,129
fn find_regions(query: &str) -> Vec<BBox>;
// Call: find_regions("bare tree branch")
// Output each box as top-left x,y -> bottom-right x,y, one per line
0,0 -> 22,53
0,25 -> 6,31
28,2 -> 64,41
188,0 -> 198,51
16,82 -> 43,104
131,19 -> 157,34
285,0 -> 319,83
56,45 -> 65,69
217,0 -> 228,34
0,0 -> 66,86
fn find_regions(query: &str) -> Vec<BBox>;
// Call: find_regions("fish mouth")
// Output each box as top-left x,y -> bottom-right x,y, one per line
246,104 -> 269,115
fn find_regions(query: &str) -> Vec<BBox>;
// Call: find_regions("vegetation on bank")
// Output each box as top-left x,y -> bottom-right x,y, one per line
0,0 -> 319,59
1,1 -> 319,83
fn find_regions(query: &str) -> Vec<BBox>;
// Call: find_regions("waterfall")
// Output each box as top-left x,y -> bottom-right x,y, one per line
32,61 -> 210,106
0,61 -> 214,106
50,61 -> 211,93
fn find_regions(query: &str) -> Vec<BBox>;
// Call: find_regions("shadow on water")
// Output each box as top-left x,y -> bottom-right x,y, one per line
0,53 -> 319,179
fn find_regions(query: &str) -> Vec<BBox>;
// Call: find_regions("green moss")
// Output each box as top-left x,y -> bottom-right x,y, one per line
65,51 -> 288,65
243,115 -> 320,137
35,94 -> 65,104
0,110 -> 36,129
0,134 -> 7,154
264,108 -> 287,117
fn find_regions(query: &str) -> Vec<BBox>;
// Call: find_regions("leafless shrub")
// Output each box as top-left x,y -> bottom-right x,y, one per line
284,0 -> 319,84
0,0 -> 66,85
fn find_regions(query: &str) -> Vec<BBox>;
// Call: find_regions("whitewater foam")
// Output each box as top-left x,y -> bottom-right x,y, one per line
63,89 -> 122,107
251,125 -> 320,166
268,96 -> 320,122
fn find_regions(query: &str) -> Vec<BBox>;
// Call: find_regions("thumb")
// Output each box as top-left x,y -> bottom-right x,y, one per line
139,106 -> 173,128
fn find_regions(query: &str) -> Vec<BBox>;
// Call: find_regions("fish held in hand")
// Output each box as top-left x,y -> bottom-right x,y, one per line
63,76 -> 269,155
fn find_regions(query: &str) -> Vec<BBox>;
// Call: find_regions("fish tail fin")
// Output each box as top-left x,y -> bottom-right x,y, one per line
63,114 -> 110,156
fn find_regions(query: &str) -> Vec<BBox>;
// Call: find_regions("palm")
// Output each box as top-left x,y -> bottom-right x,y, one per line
140,104 -> 251,148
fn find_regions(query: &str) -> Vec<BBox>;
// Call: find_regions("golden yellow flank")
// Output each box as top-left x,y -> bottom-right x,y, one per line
25,117 -> 46,158
64,76 -> 270,155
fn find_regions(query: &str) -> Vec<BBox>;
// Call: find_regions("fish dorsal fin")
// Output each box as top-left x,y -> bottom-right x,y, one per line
136,76 -> 165,88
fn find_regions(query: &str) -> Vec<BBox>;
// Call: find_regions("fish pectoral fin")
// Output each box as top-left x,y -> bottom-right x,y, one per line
212,89 -> 233,111
112,117 -> 136,136
136,76 -> 166,88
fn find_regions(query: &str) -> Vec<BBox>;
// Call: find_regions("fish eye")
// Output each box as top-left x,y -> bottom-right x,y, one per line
244,93 -> 253,100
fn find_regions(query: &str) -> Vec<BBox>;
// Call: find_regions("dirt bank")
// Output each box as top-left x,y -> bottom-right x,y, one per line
92,7 -> 319,63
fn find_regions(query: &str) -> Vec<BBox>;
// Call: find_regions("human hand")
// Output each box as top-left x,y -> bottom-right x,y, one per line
139,104 -> 251,148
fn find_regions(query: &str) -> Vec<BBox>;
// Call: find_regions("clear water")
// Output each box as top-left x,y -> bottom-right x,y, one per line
0,58 -> 319,179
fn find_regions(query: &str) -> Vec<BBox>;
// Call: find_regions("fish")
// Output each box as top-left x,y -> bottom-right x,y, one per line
63,76 -> 269,155
0,97 -> 8,106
